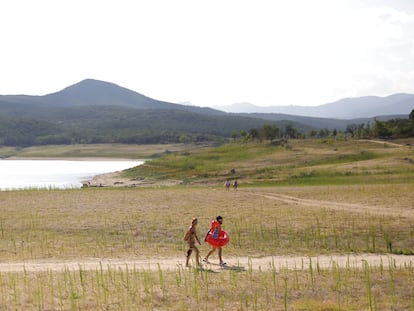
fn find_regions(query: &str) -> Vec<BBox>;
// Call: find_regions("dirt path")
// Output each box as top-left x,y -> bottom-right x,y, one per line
0,254 -> 413,273
358,139 -> 409,148
246,191 -> 414,218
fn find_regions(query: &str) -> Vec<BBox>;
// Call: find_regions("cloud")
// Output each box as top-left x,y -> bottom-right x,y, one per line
1,0 -> 414,107
309,4 -> 414,102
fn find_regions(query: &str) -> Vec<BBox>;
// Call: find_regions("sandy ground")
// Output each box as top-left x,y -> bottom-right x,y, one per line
86,171 -> 182,188
4,161 -> 412,274
1,254 -> 413,273
88,172 -> 414,218
246,191 -> 414,218
1,186 -> 412,273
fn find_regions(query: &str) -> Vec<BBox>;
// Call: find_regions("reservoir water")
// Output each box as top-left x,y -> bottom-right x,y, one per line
0,159 -> 143,190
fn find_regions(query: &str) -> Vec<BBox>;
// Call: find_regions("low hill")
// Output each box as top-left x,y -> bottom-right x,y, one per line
241,113 -> 407,131
121,138 -> 414,187
217,93 -> 414,119
1,105 -> 310,146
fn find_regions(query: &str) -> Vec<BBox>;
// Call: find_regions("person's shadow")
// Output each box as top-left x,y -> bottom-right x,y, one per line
198,263 -> 245,273
221,264 -> 245,272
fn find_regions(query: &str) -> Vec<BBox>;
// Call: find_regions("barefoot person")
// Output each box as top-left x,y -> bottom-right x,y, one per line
203,215 -> 226,266
184,218 -> 201,267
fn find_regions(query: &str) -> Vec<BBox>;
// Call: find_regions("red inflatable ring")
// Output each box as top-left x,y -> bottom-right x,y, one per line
205,230 -> 230,247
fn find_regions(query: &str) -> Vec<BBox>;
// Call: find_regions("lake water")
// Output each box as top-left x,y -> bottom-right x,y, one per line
0,159 -> 143,190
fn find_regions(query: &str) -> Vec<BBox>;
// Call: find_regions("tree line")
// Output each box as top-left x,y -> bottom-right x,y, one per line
343,109 -> 414,139
234,109 -> 414,142
1,110 -> 413,147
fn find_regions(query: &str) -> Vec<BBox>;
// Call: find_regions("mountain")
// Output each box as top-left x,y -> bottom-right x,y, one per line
0,79 -> 225,117
217,94 -> 414,119
0,79 -> 312,146
0,79 -> 412,147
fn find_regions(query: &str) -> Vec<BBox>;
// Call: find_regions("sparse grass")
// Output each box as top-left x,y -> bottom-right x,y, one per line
1,185 -> 413,260
123,138 -> 414,186
0,257 -> 413,310
0,138 -> 414,309
0,186 -> 413,310
0,143 -> 207,159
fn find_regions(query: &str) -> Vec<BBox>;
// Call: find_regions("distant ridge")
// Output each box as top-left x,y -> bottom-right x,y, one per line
0,79 -> 225,116
43,79 -> 157,108
1,79 -> 413,119
216,93 -> 414,119
1,79 -> 305,146
0,78 -> 412,147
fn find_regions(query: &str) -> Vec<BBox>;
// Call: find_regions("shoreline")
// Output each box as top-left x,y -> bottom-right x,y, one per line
4,156 -> 143,161
1,158 -> 148,190
85,171 -> 182,188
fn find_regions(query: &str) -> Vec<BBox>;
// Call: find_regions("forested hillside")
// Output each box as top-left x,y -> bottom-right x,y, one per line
0,105 -> 314,146
0,80 -> 313,146
1,79 -> 412,147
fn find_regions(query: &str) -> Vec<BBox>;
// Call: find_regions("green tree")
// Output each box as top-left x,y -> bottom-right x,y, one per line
346,123 -> 358,138
373,119 -> 392,138
249,128 -> 260,141
240,130 -> 248,141
262,124 -> 279,142
230,131 -> 239,142
284,125 -> 299,138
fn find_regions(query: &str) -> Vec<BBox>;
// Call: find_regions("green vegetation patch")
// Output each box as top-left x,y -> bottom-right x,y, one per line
0,143 -> 206,159
123,139 -> 414,186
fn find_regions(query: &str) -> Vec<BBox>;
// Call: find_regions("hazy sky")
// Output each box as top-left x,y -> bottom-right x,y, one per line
1,0 -> 414,107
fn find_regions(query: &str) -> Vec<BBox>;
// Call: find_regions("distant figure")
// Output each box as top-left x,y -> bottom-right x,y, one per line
233,180 -> 238,190
224,179 -> 230,191
183,218 -> 201,267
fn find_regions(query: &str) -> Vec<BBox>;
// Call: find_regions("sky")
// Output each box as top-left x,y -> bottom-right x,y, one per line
1,0 -> 414,107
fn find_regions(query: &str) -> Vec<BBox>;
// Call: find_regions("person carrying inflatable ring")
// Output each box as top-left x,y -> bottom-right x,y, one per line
203,215 -> 229,266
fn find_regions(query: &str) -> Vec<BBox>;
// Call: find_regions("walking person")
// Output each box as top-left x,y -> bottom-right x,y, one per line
184,218 -> 201,267
203,216 -> 226,266
233,179 -> 238,190
224,179 -> 230,191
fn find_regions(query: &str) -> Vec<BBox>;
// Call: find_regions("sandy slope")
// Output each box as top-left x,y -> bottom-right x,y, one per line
87,171 -> 182,187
